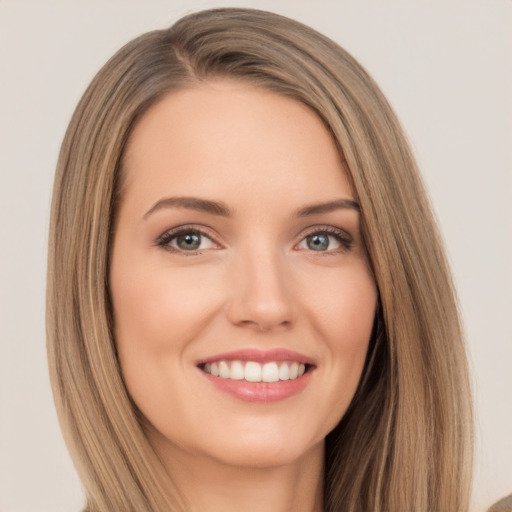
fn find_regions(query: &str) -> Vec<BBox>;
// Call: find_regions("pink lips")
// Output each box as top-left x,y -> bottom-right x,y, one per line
197,349 -> 315,403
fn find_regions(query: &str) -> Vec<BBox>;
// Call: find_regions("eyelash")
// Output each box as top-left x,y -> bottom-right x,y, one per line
155,225 -> 353,255
299,226 -> 353,254
155,225 -> 219,254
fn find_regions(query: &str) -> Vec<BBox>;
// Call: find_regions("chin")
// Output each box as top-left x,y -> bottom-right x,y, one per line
202,435 -> 323,470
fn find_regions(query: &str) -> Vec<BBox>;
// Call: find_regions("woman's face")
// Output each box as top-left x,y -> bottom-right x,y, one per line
110,80 -> 377,471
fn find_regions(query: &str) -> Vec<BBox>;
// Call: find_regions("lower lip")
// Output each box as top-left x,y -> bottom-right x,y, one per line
200,370 -> 313,403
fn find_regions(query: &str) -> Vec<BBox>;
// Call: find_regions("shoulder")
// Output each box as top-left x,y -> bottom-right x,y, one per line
487,494 -> 512,512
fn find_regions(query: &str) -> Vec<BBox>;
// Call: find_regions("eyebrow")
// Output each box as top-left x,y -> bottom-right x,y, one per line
143,196 -> 360,220
296,198 -> 360,216
144,196 -> 233,219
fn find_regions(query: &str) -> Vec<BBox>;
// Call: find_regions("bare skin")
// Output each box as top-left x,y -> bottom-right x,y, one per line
152,437 -> 324,512
110,80 -> 377,512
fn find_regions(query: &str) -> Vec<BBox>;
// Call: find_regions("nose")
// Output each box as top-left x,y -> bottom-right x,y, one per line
225,248 -> 296,332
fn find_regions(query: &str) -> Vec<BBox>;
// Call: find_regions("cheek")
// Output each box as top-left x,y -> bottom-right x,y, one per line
305,262 -> 377,345
329,268 -> 376,375
110,258 -> 225,424
301,263 -> 377,420
111,259 -> 223,356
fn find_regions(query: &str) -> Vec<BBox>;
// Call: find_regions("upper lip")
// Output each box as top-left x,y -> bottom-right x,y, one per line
196,348 -> 316,366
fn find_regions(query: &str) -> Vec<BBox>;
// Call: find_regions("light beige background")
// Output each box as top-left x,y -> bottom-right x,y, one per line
0,1 -> 511,511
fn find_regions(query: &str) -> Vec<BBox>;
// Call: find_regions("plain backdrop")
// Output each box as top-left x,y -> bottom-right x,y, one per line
0,1 -> 510,511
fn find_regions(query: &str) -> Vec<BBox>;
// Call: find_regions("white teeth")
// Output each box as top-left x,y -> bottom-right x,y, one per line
244,361 -> 262,382
262,362 -> 279,383
278,363 -> 290,381
218,361 -> 230,378
202,360 -> 309,382
230,361 -> 245,380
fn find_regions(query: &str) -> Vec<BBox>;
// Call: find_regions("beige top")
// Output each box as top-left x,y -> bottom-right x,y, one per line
488,494 -> 512,512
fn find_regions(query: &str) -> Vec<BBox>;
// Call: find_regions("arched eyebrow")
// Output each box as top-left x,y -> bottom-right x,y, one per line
143,196 -> 359,220
296,199 -> 360,216
144,196 -> 233,219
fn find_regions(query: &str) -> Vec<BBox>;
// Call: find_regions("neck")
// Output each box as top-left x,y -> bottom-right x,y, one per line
156,440 -> 325,512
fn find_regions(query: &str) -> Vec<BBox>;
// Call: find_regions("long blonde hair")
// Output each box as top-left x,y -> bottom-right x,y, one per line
47,8 -> 473,512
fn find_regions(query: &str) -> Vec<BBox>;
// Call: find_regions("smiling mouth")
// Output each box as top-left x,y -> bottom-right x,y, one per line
199,360 -> 312,382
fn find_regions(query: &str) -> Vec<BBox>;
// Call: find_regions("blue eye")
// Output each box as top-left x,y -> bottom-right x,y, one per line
297,229 -> 352,252
175,232 -> 202,250
305,233 -> 330,251
157,229 -> 216,253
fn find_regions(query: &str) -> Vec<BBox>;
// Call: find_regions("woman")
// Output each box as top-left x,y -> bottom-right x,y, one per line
47,8 -> 473,512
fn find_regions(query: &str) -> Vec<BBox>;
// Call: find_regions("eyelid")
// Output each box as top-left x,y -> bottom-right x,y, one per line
155,223 -> 354,255
155,224 -> 222,254
294,225 -> 354,252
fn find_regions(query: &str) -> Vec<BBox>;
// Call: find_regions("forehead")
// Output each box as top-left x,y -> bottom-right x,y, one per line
121,80 -> 353,208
